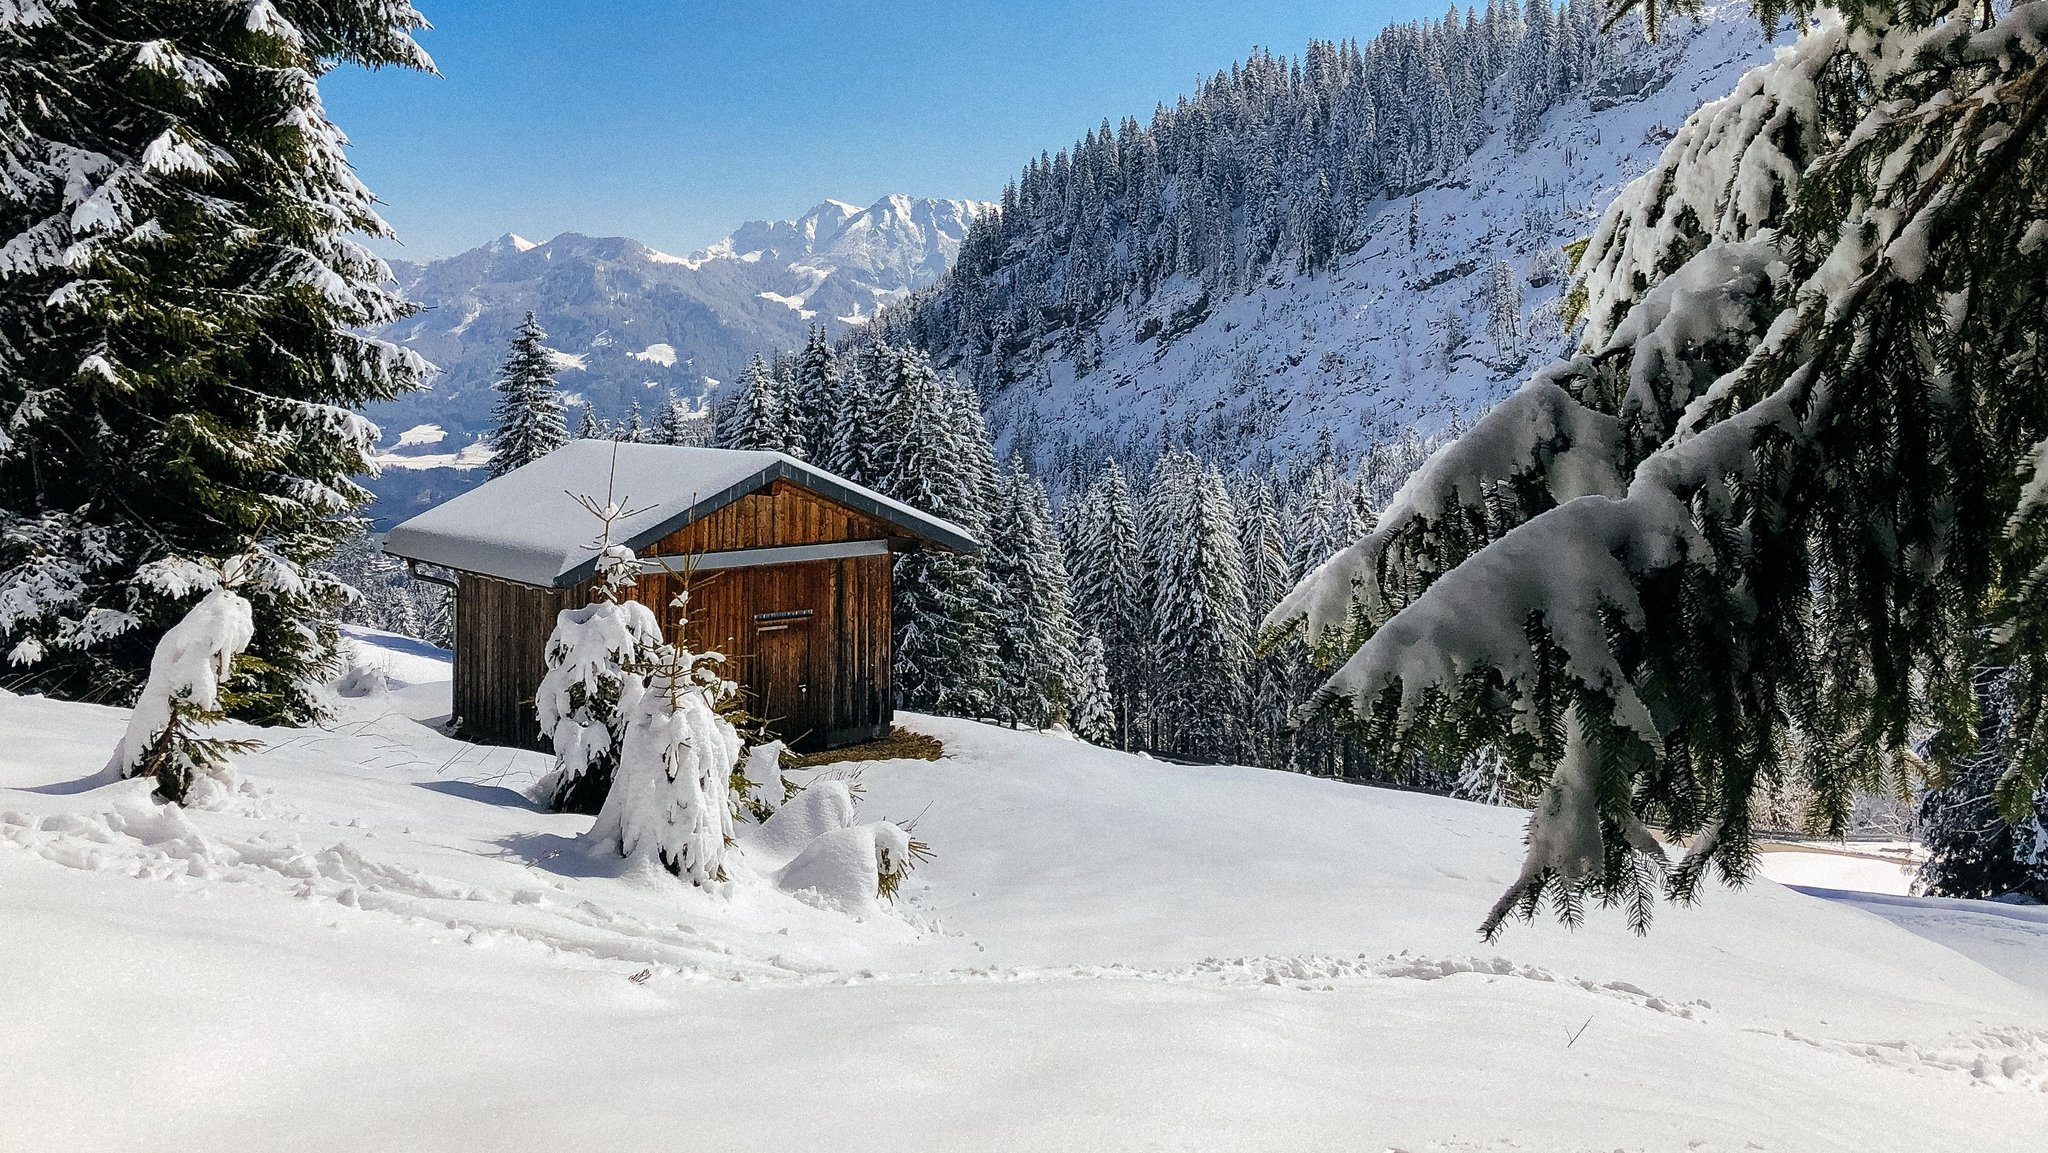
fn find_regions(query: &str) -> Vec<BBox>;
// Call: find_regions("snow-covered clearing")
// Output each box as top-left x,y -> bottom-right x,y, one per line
2,632 -> 2044,1151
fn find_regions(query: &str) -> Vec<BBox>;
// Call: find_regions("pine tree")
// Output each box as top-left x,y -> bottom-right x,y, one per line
715,354 -> 790,452
1066,460 -> 1149,747
621,401 -> 645,443
1270,0 -> 2048,936
1919,669 -> 2048,902
575,405 -> 603,440
488,313 -> 567,477
987,458 -> 1080,729
1146,451 -> 1251,760
1071,633 -> 1116,745
0,0 -> 433,720
787,325 -> 840,461
871,345 -> 999,716
1485,259 -> 1524,366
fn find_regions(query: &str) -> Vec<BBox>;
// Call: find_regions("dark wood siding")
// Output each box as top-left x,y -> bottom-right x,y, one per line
618,551 -> 892,750
453,573 -> 577,749
450,480 -> 898,753
644,480 -> 899,556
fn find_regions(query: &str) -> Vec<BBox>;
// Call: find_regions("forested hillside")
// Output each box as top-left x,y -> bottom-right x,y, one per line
873,1 -> 1783,483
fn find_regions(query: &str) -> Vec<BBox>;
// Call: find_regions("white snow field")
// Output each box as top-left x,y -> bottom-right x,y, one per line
3,633 -> 2045,1152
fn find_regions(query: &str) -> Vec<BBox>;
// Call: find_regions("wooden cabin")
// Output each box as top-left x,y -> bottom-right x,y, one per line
382,442 -> 977,752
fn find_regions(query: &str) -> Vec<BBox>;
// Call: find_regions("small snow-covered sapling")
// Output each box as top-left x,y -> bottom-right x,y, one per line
107,559 -> 261,805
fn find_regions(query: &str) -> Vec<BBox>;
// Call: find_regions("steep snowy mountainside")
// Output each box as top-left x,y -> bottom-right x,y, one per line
898,8 -> 1785,476
363,194 -> 990,445
3,641 -> 2045,1150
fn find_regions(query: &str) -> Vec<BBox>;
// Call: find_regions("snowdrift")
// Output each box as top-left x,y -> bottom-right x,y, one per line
1,632 -> 2044,1151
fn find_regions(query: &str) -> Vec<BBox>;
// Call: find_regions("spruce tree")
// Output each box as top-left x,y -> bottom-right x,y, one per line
1071,633 -> 1116,745
1146,451 -> 1251,760
488,313 -> 567,477
1919,670 -> 2048,902
0,0 -> 432,720
715,354 -> 790,452
1066,460 -> 1149,747
575,405 -> 603,440
823,359 -> 878,484
876,344 -> 999,717
787,325 -> 839,462
987,458 -> 1080,729
1270,0 -> 2048,936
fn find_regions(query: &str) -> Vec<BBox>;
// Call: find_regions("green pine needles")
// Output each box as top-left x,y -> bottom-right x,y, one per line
0,1 -> 434,720
1269,0 -> 2048,936
488,312 -> 568,476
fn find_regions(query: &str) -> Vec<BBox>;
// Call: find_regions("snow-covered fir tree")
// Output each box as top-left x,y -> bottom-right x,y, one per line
106,570 -> 257,806
1145,450 -> 1251,760
714,354 -> 790,452
1918,669 -> 2048,902
785,325 -> 839,461
869,344 -> 1000,715
532,500 -> 668,815
575,405 -> 603,440
1064,460 -> 1149,747
0,0 -> 432,720
987,458 -> 1080,729
1485,259 -> 1524,366
587,587 -> 742,886
821,360 -> 879,485
622,401 -> 645,443
1070,633 -> 1116,745
487,313 -> 568,477
1269,0 -> 2048,935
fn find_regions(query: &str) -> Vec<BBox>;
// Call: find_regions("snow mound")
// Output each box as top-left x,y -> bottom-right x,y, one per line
748,777 -> 857,861
776,821 -> 911,910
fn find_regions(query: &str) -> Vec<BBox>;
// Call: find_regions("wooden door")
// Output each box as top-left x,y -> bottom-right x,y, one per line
750,608 -> 817,743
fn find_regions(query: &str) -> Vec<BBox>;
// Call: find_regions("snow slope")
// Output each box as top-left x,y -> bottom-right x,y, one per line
971,8 -> 1790,470
3,634 -> 2045,1151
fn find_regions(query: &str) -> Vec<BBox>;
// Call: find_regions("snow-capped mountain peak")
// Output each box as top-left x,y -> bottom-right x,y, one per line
366,195 -> 988,450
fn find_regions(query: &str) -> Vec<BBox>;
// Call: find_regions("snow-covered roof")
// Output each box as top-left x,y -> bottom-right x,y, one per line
383,441 -> 977,587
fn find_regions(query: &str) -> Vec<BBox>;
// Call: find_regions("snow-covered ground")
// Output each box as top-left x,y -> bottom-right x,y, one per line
3,633 -> 2045,1151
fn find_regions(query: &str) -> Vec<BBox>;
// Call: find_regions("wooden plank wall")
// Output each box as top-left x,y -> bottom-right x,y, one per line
454,573 -> 575,750
454,481 -> 900,753
620,551 -> 892,750
646,480 -> 898,555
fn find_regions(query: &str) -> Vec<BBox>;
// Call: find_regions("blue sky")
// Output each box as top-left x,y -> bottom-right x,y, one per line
325,0 -> 1445,259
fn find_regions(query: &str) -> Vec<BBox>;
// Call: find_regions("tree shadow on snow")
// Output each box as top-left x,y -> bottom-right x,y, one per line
16,768 -> 123,796
495,830 -> 632,879
415,779 -> 540,810
340,626 -> 451,662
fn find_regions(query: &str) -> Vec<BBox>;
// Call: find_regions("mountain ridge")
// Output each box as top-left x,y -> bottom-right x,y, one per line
364,194 -> 991,447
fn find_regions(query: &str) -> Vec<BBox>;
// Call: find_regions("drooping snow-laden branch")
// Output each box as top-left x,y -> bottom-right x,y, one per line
1267,0 -> 2048,935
